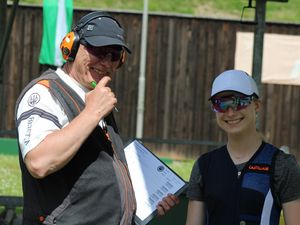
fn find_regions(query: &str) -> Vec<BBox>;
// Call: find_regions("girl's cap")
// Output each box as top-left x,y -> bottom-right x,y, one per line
210,69 -> 259,99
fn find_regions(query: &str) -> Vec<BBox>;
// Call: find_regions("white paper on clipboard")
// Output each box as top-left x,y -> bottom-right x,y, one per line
124,140 -> 187,225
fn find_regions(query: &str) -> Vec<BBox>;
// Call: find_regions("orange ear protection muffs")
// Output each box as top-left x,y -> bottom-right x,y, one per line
60,31 -> 80,62
60,11 -> 126,68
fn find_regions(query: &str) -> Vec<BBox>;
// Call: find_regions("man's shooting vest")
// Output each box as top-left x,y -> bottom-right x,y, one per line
15,69 -> 136,225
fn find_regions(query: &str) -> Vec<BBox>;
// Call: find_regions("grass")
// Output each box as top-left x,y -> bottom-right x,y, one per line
0,155 -> 22,196
167,159 -> 194,182
17,0 -> 300,23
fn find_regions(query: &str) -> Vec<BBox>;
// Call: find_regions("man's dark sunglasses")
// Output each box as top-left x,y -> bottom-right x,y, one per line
86,46 -> 123,62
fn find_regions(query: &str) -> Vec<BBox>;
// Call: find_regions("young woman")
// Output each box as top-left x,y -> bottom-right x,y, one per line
185,69 -> 300,225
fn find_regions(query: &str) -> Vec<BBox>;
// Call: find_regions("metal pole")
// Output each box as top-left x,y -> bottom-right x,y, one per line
252,0 -> 266,96
252,0 -> 266,130
136,0 -> 149,138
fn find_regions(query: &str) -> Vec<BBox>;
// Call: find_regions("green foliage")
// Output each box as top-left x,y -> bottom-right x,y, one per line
266,1 -> 300,22
18,0 -> 300,23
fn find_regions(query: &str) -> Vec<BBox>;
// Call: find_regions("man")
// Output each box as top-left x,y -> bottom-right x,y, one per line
15,11 -> 178,225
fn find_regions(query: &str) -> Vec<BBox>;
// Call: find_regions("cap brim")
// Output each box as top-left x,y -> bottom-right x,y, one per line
85,36 -> 131,54
209,90 -> 255,101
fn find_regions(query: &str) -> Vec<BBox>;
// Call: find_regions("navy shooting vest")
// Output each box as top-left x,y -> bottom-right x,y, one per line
198,142 -> 281,225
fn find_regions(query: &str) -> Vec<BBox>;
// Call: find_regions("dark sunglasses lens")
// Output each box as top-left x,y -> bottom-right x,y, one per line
87,47 -> 122,61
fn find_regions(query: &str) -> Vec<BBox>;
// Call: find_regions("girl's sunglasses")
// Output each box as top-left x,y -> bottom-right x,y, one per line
211,95 -> 255,113
86,46 -> 123,62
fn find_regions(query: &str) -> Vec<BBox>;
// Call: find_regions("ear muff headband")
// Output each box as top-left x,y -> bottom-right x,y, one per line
73,11 -> 121,32
60,11 -> 124,62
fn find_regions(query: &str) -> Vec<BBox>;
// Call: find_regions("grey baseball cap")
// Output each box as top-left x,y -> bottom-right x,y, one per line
79,16 -> 131,53
210,70 -> 259,99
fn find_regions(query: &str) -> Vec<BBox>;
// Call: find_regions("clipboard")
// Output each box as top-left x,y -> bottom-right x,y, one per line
124,139 -> 188,225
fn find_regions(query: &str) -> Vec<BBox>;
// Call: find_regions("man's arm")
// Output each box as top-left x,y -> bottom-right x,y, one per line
23,76 -> 116,178
185,200 -> 206,225
283,199 -> 300,225
24,107 -> 100,178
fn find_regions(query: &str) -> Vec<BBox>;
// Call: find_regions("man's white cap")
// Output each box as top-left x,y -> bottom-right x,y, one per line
210,69 -> 259,99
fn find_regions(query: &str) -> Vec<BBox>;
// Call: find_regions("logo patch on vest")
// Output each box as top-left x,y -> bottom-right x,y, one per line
28,93 -> 40,107
248,164 -> 270,174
